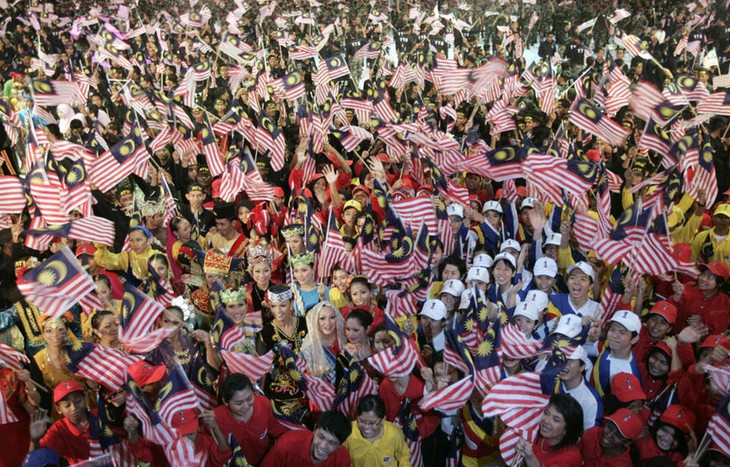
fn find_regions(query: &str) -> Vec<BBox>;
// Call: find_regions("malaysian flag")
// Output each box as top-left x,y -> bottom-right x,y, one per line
629,81 -> 684,125
31,79 -> 83,106
199,116 -> 225,177
157,365 -> 201,425
639,119 -> 673,166
353,41 -> 382,61
237,151 -> 274,201
594,202 -> 655,266
218,155 -> 246,203
295,356 -> 336,413
91,125 -> 150,193
685,138 -> 719,208
0,342 -> 29,370
220,350 -> 275,381
0,176 -> 27,213
125,377 -> 198,465
0,389 -> 18,424
66,341 -> 142,391
317,207 -> 347,279
27,216 -> 115,247
118,281 -> 166,345
609,8 -> 631,24
569,98 -> 630,145
525,153 -> 597,195
697,91 -> 730,116
334,349 -> 378,417
121,328 -> 177,354
321,54 -> 350,80
663,75 -> 710,105
708,391 -> 730,459
272,69 -> 306,101
16,247 -> 95,318
479,144 -> 524,181
255,112 -> 286,171
333,125 -> 373,152
594,264 -> 628,325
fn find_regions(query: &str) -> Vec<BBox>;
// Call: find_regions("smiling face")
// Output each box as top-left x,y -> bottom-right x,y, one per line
559,358 -> 584,383
373,330 -> 395,352
647,351 -> 670,378
645,314 -> 671,341
349,282 -> 371,307
95,315 -> 119,345
656,425 -> 679,451
539,404 -> 567,445
161,308 -> 184,336
318,306 -> 337,337
698,269 -> 720,294
492,260 -> 514,286
357,409 -> 384,440
345,317 -> 368,344
534,275 -> 556,293
606,322 -> 635,354
270,300 -> 292,323
43,321 -> 67,348
567,269 -> 592,301
226,387 -> 255,422
600,420 -> 629,450
225,300 -> 247,325
293,263 -> 314,285
310,428 -> 342,463
442,264 -> 461,281
251,262 -> 272,288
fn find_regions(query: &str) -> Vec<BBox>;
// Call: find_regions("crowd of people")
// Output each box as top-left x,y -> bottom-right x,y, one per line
0,0 -> 730,465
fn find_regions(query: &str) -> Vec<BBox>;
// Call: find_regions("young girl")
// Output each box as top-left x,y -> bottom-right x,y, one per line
291,252 -> 329,316
340,276 -> 384,332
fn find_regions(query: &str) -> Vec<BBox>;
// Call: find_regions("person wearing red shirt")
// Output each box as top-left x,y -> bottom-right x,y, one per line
514,394 -> 583,467
213,374 -> 286,465
261,410 -> 352,467
633,301 -> 696,369
580,408 -> 644,467
636,404 -> 696,466
29,380 -> 99,465
669,261 -> 730,332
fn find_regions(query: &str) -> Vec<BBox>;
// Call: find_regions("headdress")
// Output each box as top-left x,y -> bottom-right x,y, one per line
281,223 -> 304,238
203,251 -> 232,275
267,284 -> 293,303
291,251 -> 315,267
220,288 -> 246,304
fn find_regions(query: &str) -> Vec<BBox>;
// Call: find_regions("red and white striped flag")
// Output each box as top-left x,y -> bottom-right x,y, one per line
118,282 -> 166,345
17,247 -> 95,318
122,327 -> 177,354
418,375 -> 474,412
296,357 -> 336,413
501,324 -> 542,360
0,390 -> 18,424
368,339 -> 419,377
0,342 -> 30,370
67,341 -> 142,391
0,177 -> 27,213
220,350 -> 274,381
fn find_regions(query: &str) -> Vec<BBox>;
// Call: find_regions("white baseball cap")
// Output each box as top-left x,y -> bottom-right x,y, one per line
466,266 -> 490,284
567,261 -> 596,283
553,314 -> 583,338
446,204 -> 464,218
543,232 -> 562,247
514,301 -> 539,321
500,239 -> 522,253
524,289 -> 549,311
609,310 -> 641,334
493,252 -> 516,269
565,345 -> 593,373
420,299 -> 448,321
473,253 -> 494,268
482,200 -> 503,214
533,257 -> 558,278
440,279 -> 465,297
520,197 -> 537,210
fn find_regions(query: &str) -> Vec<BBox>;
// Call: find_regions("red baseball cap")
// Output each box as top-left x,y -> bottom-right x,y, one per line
659,404 -> 696,434
75,243 -> 97,257
352,184 -> 370,196
53,380 -> 85,403
272,186 -> 285,198
586,149 -> 601,162
605,408 -> 644,441
700,334 -> 730,350
611,372 -> 646,402
128,361 -> 166,386
647,300 -> 677,325
171,409 -> 199,435
700,261 -> 730,281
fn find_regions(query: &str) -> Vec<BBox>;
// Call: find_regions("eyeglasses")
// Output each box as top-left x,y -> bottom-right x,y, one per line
357,418 -> 382,427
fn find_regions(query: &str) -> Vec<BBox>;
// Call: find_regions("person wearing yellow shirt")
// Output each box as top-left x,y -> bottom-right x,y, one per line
691,203 -> 730,266
345,395 -> 411,467
94,226 -> 158,282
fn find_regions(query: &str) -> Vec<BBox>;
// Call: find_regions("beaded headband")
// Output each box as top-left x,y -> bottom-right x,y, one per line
267,287 -> 293,303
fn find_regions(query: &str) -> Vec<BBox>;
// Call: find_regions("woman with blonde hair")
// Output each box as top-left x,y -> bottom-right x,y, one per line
301,301 -> 347,384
